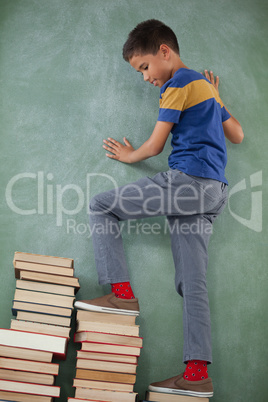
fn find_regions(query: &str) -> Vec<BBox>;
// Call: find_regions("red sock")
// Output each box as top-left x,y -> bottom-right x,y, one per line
111,282 -> 135,299
183,360 -> 208,381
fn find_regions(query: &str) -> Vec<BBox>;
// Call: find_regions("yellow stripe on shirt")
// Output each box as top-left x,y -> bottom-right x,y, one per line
159,79 -> 224,111
159,86 -> 186,111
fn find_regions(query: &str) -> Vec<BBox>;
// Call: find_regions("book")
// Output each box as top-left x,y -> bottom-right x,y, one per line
19,270 -> 80,289
14,289 -> 75,309
16,279 -> 75,296
0,328 -> 68,359
74,331 -> 143,348
0,345 -> 53,362
76,309 -> 136,325
68,400 -> 101,402
0,379 -> 60,398
76,350 -> 138,364
10,319 -> 71,338
76,358 -> 137,374
12,300 -> 72,318
145,391 -> 210,401
0,357 -> 59,375
0,368 -> 54,385
16,311 -> 71,327
14,260 -> 74,279
76,320 -> 139,337
75,368 -> 136,384
80,340 -> 141,356
68,399 -> 105,402
0,390 -> 53,401
14,251 -> 73,267
75,386 -> 138,401
73,378 -> 134,392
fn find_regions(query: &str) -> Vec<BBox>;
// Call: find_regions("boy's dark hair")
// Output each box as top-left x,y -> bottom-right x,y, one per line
123,19 -> 180,62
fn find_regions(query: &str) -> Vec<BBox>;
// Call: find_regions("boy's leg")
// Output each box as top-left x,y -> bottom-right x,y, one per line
167,214 -> 214,364
75,173 -> 173,314
149,184 -> 227,397
148,214 -> 216,397
87,170 -> 226,285
88,189 -> 132,285
87,171 -> 176,285
76,174 -> 169,314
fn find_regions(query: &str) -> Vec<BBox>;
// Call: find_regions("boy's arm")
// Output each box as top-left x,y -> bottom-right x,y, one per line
222,112 -> 244,144
204,70 -> 244,144
103,120 -> 173,163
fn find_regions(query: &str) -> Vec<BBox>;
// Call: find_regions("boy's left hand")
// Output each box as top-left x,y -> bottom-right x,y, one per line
203,71 -> 244,144
203,70 -> 219,93
103,137 -> 135,163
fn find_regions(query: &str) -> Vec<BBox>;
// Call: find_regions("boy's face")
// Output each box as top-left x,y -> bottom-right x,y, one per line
129,48 -> 173,88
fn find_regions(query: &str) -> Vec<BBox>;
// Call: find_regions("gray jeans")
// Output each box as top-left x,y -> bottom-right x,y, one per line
89,169 -> 228,363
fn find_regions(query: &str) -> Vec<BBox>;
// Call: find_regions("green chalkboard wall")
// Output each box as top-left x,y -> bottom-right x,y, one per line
0,0 -> 267,401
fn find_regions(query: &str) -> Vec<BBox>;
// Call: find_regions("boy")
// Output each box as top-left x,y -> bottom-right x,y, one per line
75,19 -> 244,397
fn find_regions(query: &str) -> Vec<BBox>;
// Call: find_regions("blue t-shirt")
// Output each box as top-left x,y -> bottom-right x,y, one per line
158,68 -> 231,184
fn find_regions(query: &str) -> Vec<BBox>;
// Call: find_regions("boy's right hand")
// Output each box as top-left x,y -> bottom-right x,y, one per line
103,137 -> 135,163
103,121 -> 173,164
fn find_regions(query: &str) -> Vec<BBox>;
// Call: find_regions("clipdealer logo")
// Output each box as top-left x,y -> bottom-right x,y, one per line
5,172 -> 117,227
227,170 -> 262,232
5,170 -> 263,233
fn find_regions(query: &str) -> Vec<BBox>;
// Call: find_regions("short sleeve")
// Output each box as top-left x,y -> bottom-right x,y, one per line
221,106 -> 231,122
157,85 -> 186,124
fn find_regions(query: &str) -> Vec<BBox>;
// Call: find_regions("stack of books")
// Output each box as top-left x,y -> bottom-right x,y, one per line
70,306 -> 143,402
0,251 -> 80,402
144,392 -> 209,402
11,251 -> 80,340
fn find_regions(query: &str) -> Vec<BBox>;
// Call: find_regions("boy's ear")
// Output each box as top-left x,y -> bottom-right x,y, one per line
159,44 -> 170,59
